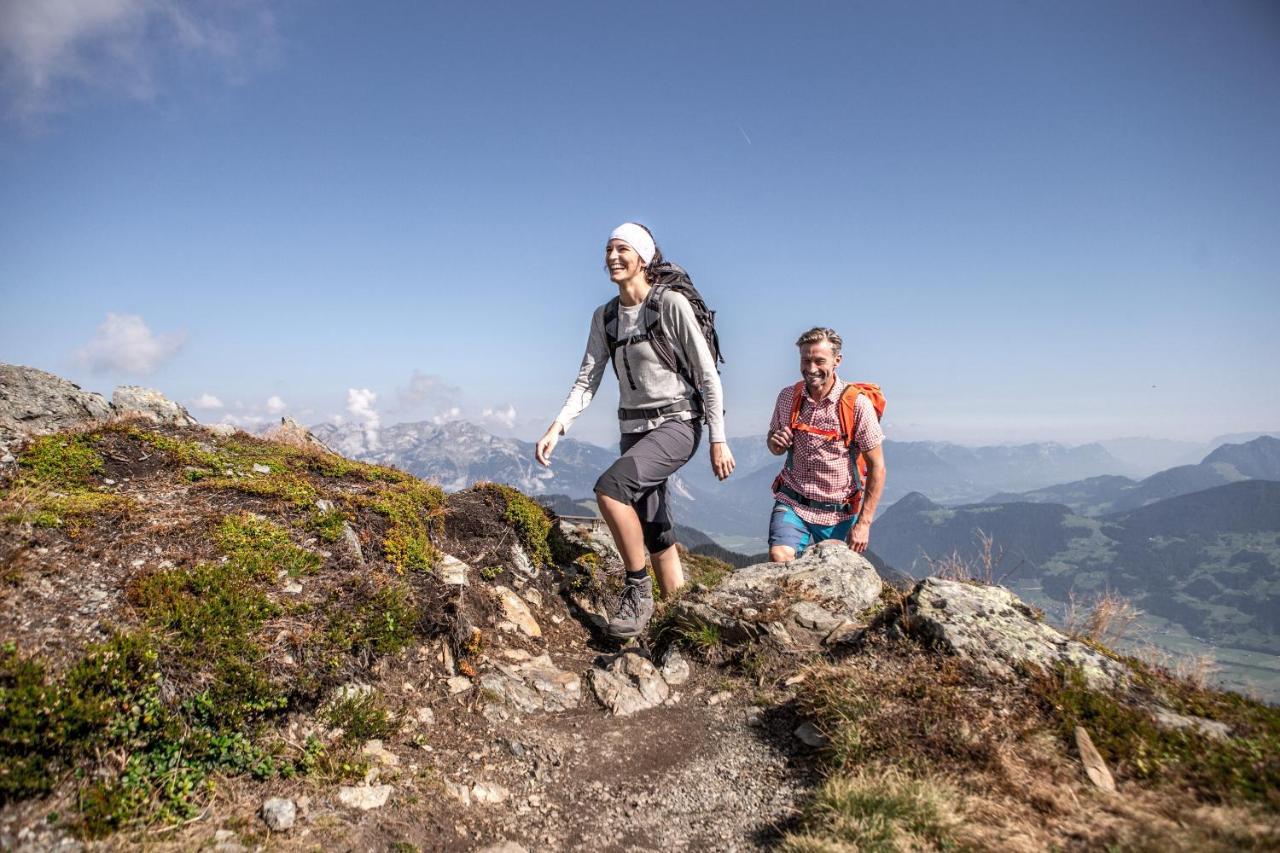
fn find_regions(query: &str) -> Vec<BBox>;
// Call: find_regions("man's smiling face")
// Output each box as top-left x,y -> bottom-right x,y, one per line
799,340 -> 842,397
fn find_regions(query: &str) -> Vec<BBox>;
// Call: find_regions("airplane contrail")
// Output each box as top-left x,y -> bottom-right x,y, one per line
737,123 -> 753,145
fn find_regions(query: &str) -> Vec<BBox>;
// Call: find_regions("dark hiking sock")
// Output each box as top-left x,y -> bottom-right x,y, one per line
625,568 -> 650,587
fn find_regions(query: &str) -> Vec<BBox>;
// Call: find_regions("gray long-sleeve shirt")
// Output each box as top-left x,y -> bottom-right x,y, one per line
553,291 -> 726,443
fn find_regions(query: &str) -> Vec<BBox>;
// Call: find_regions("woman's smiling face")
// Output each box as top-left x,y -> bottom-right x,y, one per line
605,239 -> 645,283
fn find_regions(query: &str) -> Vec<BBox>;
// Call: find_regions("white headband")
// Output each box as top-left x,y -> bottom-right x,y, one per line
609,223 -> 656,266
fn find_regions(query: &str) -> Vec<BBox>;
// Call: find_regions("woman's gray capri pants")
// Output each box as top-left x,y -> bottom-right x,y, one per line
593,418 -> 702,554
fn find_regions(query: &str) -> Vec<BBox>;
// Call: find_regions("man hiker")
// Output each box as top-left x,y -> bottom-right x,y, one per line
766,327 -> 886,562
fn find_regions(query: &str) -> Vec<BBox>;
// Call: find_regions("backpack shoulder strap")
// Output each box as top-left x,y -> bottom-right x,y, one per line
787,381 -> 806,429
602,297 -> 621,348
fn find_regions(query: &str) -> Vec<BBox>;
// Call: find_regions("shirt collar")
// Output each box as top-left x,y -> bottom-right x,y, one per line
824,376 -> 846,403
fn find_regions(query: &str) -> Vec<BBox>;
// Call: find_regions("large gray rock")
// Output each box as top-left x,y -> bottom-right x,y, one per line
480,653 -> 582,714
672,541 -> 883,647
589,651 -> 670,716
0,364 -> 112,452
112,385 -> 197,426
900,577 -> 1131,690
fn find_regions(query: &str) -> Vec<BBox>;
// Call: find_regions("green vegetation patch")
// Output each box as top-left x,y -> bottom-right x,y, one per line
682,550 -> 732,589
780,769 -> 960,853
310,504 -> 349,543
3,433 -> 131,529
0,633 -> 277,836
363,480 -> 445,572
1032,664 -> 1280,803
477,482 -> 553,567
217,511 -> 322,577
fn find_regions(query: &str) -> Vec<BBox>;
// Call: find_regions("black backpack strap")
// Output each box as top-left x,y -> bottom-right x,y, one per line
644,284 -> 698,391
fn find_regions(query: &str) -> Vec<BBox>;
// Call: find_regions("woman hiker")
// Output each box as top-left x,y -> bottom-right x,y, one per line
535,222 -> 735,639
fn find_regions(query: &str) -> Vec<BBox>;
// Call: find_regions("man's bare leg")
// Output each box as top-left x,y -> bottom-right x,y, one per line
769,545 -> 796,563
650,544 -> 685,597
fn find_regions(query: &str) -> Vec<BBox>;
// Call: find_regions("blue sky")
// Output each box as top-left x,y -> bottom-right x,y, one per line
2,1 -> 1278,447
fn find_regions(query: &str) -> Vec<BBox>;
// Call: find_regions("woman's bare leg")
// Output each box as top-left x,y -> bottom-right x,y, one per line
650,544 -> 685,596
596,491 -> 648,572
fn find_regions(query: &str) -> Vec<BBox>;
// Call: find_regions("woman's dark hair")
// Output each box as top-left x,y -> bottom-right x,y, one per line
633,222 -> 665,269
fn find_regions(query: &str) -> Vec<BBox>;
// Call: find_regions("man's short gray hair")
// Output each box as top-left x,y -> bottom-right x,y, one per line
795,327 -> 842,355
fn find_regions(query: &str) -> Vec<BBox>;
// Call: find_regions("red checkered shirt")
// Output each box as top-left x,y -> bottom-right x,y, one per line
769,377 -> 884,525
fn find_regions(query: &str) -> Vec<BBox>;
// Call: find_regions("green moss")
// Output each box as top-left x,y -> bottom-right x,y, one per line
124,428 -> 222,470
478,482 -> 553,567
216,512 -> 321,578
198,472 -> 318,507
310,506 -> 349,543
4,434 -> 131,529
682,550 -> 732,589
325,581 -> 418,658
18,434 -> 103,484
312,455 -> 407,483
1031,665 -> 1280,803
322,690 -> 398,744
363,480 -> 445,572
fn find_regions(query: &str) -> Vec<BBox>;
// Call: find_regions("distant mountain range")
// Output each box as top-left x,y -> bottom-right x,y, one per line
308,419 -> 1280,545
983,436 -> 1280,516
873,480 -> 1280,655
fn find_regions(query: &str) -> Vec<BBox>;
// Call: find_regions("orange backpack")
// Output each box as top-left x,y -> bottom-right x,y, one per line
774,381 -> 886,516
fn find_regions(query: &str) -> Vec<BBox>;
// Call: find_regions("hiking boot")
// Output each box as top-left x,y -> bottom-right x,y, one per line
608,581 -> 655,640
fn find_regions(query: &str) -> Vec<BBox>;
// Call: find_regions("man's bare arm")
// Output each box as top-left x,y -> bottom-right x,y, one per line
848,444 -> 886,553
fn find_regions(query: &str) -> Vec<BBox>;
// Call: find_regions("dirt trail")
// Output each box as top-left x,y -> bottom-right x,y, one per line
286,627 -> 817,852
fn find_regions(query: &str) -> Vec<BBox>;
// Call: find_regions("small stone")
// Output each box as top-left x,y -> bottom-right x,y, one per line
315,499 -> 333,512
415,707 -> 435,725
447,676 -> 473,694
494,586 -> 541,638
521,588 -> 543,608
439,554 -> 470,586
444,781 -> 471,806
783,673 -> 807,686
260,798 -> 296,831
1075,726 -> 1116,793
471,781 -> 510,804
252,463 -> 271,474
745,706 -> 764,726
793,722 -> 827,747
337,784 -> 393,810
707,690 -> 733,706
103,477 -> 116,485
283,581 -> 304,595
477,843 -> 527,853
659,649 -> 691,686
0,453 -> 15,464
361,739 -> 400,766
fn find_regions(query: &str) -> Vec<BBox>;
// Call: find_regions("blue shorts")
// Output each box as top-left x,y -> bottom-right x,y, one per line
768,501 -> 855,557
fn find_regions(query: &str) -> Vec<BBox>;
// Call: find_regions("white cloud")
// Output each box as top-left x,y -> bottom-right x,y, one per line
347,388 -> 380,448
193,392 -> 223,409
219,412 -> 267,428
0,0 -> 277,122
481,403 -> 517,430
266,394 -> 286,415
74,312 -> 185,374
430,406 -> 461,426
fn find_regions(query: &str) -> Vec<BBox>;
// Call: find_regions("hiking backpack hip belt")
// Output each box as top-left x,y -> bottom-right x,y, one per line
618,398 -> 703,421
773,480 -> 855,515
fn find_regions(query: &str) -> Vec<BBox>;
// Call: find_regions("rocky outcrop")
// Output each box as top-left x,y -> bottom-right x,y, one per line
0,364 -> 112,456
589,651 -> 672,716
896,577 -> 1132,690
479,651 -> 582,717
672,541 -> 883,648
262,416 -> 337,454
0,365 -> 203,462
112,385 -> 198,426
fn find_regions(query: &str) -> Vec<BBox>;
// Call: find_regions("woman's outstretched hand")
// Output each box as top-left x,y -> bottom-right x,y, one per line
535,424 -> 562,467
711,441 -> 735,481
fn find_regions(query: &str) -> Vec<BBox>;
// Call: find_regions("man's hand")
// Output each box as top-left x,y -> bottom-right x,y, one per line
847,519 -> 871,553
767,426 -> 793,455
534,424 -> 562,467
711,442 -> 736,481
